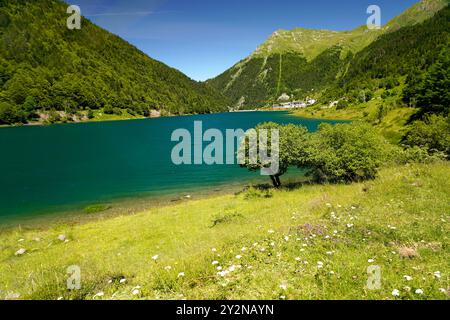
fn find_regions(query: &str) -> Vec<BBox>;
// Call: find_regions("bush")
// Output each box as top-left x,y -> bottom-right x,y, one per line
336,100 -> 348,110
306,123 -> 387,183
84,204 -> 111,214
210,211 -> 242,227
47,110 -> 61,124
243,187 -> 273,200
387,145 -> 446,165
403,115 -> 450,158
0,101 -> 26,124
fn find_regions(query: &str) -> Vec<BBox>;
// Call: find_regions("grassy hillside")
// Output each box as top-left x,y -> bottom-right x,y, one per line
0,162 -> 448,300
208,0 -> 448,109
0,0 -> 228,125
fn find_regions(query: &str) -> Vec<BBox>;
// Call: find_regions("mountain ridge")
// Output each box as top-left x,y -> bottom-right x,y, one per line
208,0 -> 449,109
0,0 -> 228,125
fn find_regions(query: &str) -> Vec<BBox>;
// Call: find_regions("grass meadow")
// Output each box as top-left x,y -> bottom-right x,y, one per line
0,162 -> 448,300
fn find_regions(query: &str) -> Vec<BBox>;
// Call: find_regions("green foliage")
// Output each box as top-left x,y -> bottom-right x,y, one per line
210,211 -> 242,227
238,122 -> 310,186
243,187 -> 273,200
403,115 -> 450,157
336,100 -> 348,110
306,123 -> 387,183
239,122 -> 389,185
84,204 -> 112,214
0,101 -> 26,124
404,46 -> 450,116
387,145 -> 447,165
0,0 -> 228,124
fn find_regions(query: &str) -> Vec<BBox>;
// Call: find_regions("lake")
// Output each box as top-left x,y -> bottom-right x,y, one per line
0,111 -> 340,223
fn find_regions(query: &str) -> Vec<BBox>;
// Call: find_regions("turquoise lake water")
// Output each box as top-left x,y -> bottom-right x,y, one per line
0,111 -> 340,222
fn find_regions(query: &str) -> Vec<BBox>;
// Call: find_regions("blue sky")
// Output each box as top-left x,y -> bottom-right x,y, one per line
73,0 -> 418,81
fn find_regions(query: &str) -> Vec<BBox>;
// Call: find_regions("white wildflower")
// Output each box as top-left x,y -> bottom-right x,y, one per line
403,275 -> 412,281
15,248 -> 26,256
132,289 -> 140,296
415,289 -> 424,295
392,289 -> 400,297
177,272 -> 185,278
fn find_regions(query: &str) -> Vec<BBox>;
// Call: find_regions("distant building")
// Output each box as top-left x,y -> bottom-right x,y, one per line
272,99 -> 316,110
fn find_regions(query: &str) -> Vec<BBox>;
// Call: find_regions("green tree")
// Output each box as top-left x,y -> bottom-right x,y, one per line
306,123 -> 386,183
415,47 -> 450,115
239,122 -> 310,187
0,101 -> 25,124
403,115 -> 450,158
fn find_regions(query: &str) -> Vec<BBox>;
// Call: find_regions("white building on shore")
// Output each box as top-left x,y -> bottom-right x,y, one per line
273,99 -> 317,110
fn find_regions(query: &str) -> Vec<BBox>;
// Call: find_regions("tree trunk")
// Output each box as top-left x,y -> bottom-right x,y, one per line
275,175 -> 281,187
270,175 -> 282,188
270,175 -> 277,187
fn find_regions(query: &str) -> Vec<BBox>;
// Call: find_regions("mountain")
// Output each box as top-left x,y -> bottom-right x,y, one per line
0,0 -> 228,125
208,0 -> 449,109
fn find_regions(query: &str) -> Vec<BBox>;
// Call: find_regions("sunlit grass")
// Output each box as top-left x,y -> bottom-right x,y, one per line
0,163 -> 448,300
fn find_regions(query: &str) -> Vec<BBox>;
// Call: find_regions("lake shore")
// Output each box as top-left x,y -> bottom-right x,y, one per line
0,170 -> 310,231
1,162 -> 448,300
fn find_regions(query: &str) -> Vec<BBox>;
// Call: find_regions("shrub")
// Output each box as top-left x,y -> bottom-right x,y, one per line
306,123 -> 387,183
84,204 -> 111,214
210,211 -> 242,227
243,187 -> 273,200
0,101 -> 26,124
336,100 -> 348,110
387,145 -> 446,165
403,115 -> 450,158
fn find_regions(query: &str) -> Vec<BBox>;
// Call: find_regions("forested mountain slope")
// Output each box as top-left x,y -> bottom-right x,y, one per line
0,0 -> 228,125
208,0 -> 448,109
